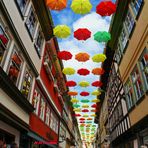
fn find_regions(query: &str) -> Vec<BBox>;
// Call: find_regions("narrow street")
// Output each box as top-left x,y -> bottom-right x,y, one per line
0,0 -> 148,148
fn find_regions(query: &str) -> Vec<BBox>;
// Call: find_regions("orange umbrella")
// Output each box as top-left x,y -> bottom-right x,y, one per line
75,52 -> 90,62
92,68 -> 105,75
46,0 -> 67,11
68,91 -> 78,96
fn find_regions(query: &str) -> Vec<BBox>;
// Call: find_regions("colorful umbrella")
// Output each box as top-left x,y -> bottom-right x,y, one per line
71,0 -> 92,15
79,121 -> 85,123
92,54 -> 106,63
79,118 -> 85,120
77,68 -> 90,76
62,67 -> 75,75
82,109 -> 89,112
91,98 -> 100,103
92,68 -> 105,75
80,124 -> 85,127
75,52 -> 90,62
58,51 -> 72,60
83,114 -> 89,117
91,104 -> 97,108
73,114 -> 81,117
73,104 -> 80,108
82,104 -> 89,108
87,118 -> 93,120
80,91 -> 90,96
79,81 -> 90,87
66,81 -> 77,87
73,108 -> 81,112
71,98 -> 79,103
96,1 -> 116,16
91,81 -> 103,87
53,25 -> 71,38
91,90 -> 101,96
91,109 -> 96,112
81,99 -> 89,103
94,31 -> 111,42
91,114 -> 96,117
68,91 -> 78,96
46,0 -> 67,11
74,28 -> 91,40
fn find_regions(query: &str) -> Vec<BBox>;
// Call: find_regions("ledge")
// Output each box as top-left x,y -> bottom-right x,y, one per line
0,67 -> 34,113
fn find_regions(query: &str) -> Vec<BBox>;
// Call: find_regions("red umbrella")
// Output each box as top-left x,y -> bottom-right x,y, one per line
79,121 -> 85,123
82,109 -> 89,112
74,28 -> 91,41
92,68 -> 105,75
96,1 -> 116,16
66,81 -> 77,87
91,104 -> 97,108
80,91 -> 90,96
91,81 -> 103,87
73,114 -> 81,117
79,118 -> 85,120
77,68 -> 90,76
58,51 -> 72,60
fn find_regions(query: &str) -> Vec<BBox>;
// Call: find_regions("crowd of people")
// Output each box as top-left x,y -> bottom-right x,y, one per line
0,139 -> 18,148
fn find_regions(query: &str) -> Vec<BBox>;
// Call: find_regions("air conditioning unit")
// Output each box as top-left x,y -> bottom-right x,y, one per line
43,61 -> 54,81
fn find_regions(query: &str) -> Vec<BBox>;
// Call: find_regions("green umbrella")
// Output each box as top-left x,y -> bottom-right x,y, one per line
94,31 -> 111,42
73,104 -> 80,108
81,99 -> 90,103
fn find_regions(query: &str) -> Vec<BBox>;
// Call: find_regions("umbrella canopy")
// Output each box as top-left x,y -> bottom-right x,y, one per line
71,98 -> 79,103
92,54 -> 106,63
74,28 -> 91,40
58,51 -> 72,60
91,90 -> 101,96
83,114 -> 89,117
73,114 -> 81,117
77,68 -> 90,76
73,108 -> 81,112
94,31 -> 111,42
91,104 -> 97,108
91,114 -> 96,117
79,121 -> 85,123
91,81 -> 103,87
66,81 -> 77,87
92,68 -> 105,75
81,99 -> 89,103
75,52 -> 90,62
79,118 -> 85,120
87,118 -> 93,120
46,0 -> 67,11
71,0 -> 92,15
82,109 -> 89,112
68,91 -> 78,96
79,81 -> 90,87
91,98 -> 100,103
82,104 -> 89,108
90,109 -> 96,112
62,67 -> 75,75
96,1 -> 116,16
53,25 -> 71,38
73,104 -> 80,108
80,91 -> 89,96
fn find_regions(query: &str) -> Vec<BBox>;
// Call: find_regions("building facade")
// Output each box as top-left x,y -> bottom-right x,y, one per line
96,0 -> 148,148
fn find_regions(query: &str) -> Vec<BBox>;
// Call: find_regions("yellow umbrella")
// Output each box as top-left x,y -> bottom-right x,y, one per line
71,0 -> 92,15
71,98 -> 79,103
91,90 -> 101,96
79,81 -> 90,87
82,104 -> 89,108
62,67 -> 75,75
73,108 -> 81,112
92,54 -> 106,63
91,98 -> 100,103
83,114 -> 89,117
53,25 -> 71,38
91,114 -> 96,117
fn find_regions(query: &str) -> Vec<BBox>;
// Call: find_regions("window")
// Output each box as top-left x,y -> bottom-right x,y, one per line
139,49 -> 148,90
45,106 -> 50,126
34,29 -> 44,56
124,10 -> 135,35
8,50 -> 22,85
15,0 -> 29,15
0,25 -> 9,64
50,112 -> 58,133
44,50 -> 52,69
131,66 -> 144,101
25,6 -> 37,38
21,68 -> 33,99
124,80 -> 134,110
115,42 -> 123,64
32,88 -> 40,115
119,28 -> 128,52
39,98 -> 46,121
131,0 -> 143,16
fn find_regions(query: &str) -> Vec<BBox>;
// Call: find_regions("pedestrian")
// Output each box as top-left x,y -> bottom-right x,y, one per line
11,142 -> 18,148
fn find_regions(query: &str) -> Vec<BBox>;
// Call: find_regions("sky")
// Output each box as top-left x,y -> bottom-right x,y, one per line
50,0 -> 113,143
